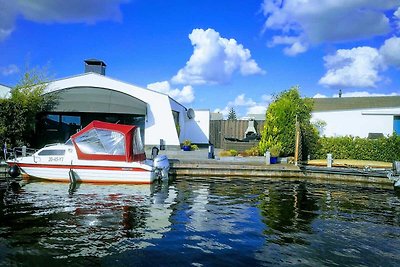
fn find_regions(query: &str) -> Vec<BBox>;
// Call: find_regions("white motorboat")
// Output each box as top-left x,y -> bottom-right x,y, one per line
6,120 -> 169,184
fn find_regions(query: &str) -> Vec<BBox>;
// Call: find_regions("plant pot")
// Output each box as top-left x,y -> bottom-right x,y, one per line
182,145 -> 191,151
270,156 -> 278,164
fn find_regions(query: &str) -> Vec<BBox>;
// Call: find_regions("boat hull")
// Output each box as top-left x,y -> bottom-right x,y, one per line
13,163 -> 156,184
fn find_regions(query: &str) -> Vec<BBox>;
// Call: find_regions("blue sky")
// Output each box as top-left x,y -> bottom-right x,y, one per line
1,0 -> 400,118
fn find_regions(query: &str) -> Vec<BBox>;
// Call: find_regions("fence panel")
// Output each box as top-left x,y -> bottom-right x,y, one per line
210,120 -> 265,148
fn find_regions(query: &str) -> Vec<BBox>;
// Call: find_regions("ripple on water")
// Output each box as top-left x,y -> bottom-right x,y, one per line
0,179 -> 400,266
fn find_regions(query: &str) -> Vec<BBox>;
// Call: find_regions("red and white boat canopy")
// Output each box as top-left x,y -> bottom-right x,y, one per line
71,120 -> 146,162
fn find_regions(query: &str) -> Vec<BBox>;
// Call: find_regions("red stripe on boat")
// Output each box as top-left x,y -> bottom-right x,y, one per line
15,163 -> 150,172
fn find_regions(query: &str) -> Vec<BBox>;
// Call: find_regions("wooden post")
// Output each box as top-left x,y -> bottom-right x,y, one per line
294,116 -> 300,166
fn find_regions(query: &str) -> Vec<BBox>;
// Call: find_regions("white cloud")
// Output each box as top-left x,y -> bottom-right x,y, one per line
172,28 -> 265,85
319,35 -> 400,88
283,41 -> 308,56
147,81 -> 194,104
319,46 -> 384,88
313,93 -> 328,98
213,107 -> 231,118
268,36 -> 308,56
246,105 -> 268,115
231,94 -> 256,107
395,7 -> 400,30
0,64 -> 19,76
214,93 -> 271,118
380,36 -> 400,68
0,0 -> 128,41
262,0 -> 399,55
396,7 -> 400,18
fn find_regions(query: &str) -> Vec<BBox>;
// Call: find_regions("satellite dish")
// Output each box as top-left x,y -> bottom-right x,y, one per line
187,108 -> 195,119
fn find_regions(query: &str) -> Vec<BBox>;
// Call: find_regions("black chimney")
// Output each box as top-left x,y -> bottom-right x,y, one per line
84,59 -> 106,75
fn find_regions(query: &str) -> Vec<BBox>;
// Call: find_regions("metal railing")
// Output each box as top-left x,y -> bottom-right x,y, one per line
4,146 -> 37,161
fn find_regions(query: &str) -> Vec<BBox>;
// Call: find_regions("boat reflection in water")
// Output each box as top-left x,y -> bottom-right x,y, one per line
17,180 -> 177,258
2,178 -> 400,266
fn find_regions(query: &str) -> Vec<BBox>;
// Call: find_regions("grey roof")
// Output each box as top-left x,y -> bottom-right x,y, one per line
313,96 -> 400,112
245,114 -> 266,120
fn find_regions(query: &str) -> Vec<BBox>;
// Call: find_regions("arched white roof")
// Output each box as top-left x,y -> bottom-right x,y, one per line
45,73 -> 184,147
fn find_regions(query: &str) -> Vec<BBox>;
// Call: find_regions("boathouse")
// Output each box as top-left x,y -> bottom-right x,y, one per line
35,59 -> 209,150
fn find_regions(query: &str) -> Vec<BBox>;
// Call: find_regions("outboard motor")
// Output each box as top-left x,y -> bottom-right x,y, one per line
151,146 -> 159,159
154,155 -> 170,180
8,165 -> 21,178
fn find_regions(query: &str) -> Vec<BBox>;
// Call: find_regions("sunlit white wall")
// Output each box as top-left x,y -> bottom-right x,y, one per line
312,109 -> 395,137
182,109 -> 210,144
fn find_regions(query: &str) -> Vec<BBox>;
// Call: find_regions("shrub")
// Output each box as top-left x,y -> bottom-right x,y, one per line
183,139 -> 191,146
190,144 -> 199,150
313,135 -> 400,162
219,149 -> 238,157
0,68 -> 57,147
259,86 -> 318,159
244,146 -> 262,156
219,150 -> 232,157
269,143 -> 282,157
229,149 -> 238,156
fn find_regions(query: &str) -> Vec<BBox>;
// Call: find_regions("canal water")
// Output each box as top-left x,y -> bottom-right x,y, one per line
1,177 -> 400,266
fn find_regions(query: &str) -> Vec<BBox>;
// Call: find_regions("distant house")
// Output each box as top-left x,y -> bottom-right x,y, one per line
32,59 -> 209,149
312,96 -> 400,137
210,95 -> 400,140
0,84 -> 10,99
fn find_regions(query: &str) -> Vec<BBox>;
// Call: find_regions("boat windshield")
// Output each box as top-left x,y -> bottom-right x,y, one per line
65,139 -> 73,146
74,128 -> 125,155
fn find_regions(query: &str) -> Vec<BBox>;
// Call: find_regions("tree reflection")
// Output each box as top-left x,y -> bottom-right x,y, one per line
258,182 -> 319,245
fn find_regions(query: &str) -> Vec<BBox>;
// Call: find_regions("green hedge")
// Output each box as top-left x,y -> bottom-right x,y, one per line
313,135 -> 400,162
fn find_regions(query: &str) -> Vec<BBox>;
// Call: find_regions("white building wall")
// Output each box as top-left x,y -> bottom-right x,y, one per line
312,108 -> 394,137
182,109 -> 210,144
45,73 -> 181,147
0,84 -> 10,99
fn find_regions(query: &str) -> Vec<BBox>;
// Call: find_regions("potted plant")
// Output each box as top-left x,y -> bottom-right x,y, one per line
182,139 -> 191,151
269,144 -> 281,164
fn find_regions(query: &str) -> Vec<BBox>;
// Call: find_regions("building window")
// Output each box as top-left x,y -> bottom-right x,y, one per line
172,111 -> 180,137
394,116 -> 400,135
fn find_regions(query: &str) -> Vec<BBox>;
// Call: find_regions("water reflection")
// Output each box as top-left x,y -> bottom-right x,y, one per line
0,180 -> 177,262
1,178 -> 400,266
259,182 -> 319,245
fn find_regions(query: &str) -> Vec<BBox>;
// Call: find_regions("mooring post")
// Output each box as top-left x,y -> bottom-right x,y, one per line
265,151 -> 271,165
327,153 -> 333,168
294,116 -> 300,166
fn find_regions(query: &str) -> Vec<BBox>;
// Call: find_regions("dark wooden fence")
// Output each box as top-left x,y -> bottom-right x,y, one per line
209,120 -> 265,149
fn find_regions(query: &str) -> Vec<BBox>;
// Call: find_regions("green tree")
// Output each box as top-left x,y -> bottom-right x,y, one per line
0,68 -> 57,147
259,86 -> 318,158
227,107 -> 237,120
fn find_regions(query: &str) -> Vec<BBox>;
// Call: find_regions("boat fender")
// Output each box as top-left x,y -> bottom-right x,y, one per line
69,169 -> 77,184
8,165 -> 20,178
